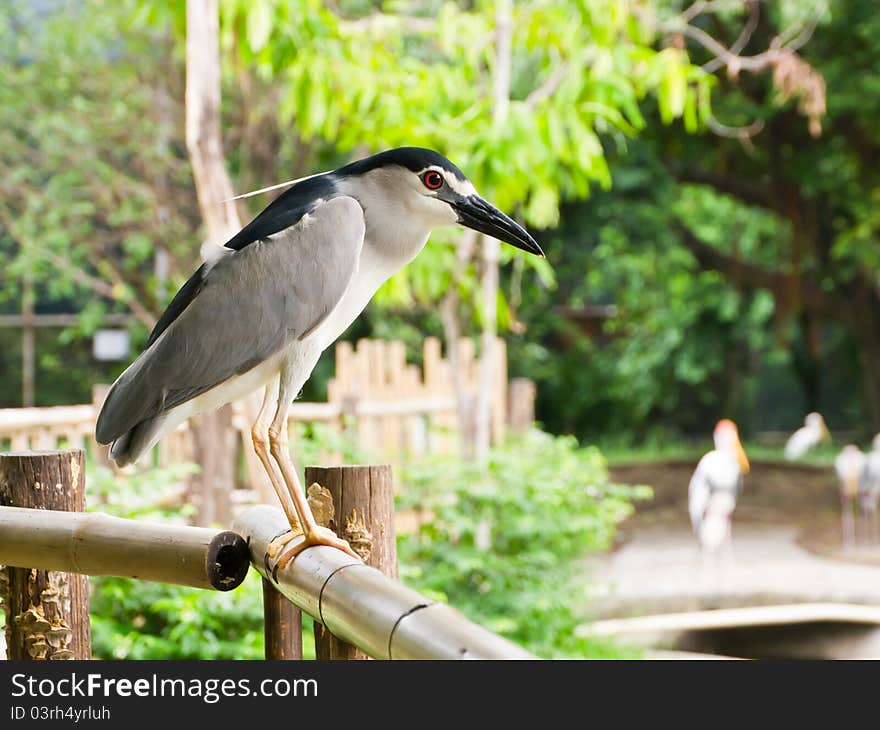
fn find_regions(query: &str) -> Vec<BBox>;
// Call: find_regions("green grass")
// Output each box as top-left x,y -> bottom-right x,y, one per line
598,440 -> 838,468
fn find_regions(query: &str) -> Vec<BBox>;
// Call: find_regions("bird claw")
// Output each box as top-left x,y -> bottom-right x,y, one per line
267,525 -> 361,579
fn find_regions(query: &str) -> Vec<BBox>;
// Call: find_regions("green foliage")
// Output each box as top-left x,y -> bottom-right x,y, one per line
0,0 -> 198,333
85,463 -> 316,660
90,572 -> 265,660
397,430 -> 650,658
213,0 -> 712,312
88,463 -> 198,523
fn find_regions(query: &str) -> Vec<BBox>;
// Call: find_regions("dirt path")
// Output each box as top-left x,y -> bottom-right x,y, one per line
586,460 -> 880,618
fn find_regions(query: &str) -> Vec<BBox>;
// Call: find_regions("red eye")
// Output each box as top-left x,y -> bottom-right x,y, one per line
422,171 -> 444,190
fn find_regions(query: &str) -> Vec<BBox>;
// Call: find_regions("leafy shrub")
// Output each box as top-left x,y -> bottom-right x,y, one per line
90,572 -> 266,660
397,429 -> 650,658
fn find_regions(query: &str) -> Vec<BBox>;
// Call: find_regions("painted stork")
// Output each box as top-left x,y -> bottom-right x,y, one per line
784,412 -> 830,461
835,444 -> 867,549
688,419 -> 750,562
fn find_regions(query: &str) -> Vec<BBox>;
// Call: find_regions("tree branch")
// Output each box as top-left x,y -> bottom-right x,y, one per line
338,13 -> 436,35
702,0 -> 760,73
676,222 -> 835,313
40,249 -> 157,329
676,167 -> 775,210
524,61 -> 568,110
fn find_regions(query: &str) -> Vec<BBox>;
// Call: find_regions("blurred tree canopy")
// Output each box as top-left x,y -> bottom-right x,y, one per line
2,0 -> 875,445
512,0 -> 880,440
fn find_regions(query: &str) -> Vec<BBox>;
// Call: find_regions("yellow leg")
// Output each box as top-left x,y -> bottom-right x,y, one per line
267,384 -> 360,570
252,381 -> 302,558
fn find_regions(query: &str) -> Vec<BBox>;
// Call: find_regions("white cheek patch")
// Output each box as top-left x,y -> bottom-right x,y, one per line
445,175 -> 477,197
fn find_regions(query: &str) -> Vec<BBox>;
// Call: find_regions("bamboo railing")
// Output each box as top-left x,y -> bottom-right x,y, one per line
0,451 -> 535,661
0,503 -> 533,660
234,505 -> 534,660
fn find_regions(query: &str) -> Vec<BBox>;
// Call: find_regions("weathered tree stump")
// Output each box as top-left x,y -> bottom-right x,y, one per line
306,464 -> 397,660
0,450 -> 90,659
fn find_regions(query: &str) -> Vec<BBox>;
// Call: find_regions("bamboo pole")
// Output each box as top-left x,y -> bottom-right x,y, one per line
306,465 -> 397,660
0,450 -> 90,659
262,578 -> 302,660
234,504 -> 535,660
0,506 -> 249,591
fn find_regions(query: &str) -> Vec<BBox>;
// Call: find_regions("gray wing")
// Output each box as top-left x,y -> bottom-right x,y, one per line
96,196 -> 365,444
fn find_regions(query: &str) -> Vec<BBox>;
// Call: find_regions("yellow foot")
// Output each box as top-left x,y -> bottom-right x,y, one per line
266,525 -> 304,559
273,525 -> 361,574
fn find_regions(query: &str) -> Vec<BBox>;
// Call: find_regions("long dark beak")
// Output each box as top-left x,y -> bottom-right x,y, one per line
452,195 -> 544,257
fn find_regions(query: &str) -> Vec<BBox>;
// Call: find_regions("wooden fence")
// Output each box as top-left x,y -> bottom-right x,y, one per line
0,336 -> 521,468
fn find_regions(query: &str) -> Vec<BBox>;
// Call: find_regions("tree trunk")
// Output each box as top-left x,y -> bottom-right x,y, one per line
474,0 -> 513,463
21,274 -> 34,407
0,450 -> 90,660
184,0 -> 244,525
847,288 -> 880,434
185,0 -> 240,241
475,235 -> 500,461
792,310 -> 822,415
440,230 -> 478,460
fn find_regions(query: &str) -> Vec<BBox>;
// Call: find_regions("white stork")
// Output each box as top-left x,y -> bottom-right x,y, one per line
835,444 -> 867,549
858,435 -> 880,545
689,419 -> 750,563
784,412 -> 830,461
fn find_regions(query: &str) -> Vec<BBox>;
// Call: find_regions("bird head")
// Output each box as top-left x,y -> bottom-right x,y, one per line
806,411 -> 830,440
714,419 -> 750,474
335,147 -> 544,257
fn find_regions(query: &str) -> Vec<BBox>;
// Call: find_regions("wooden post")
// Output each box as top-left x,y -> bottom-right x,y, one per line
508,377 -> 537,432
0,450 -> 90,659
191,405 -> 235,527
21,275 -> 35,407
262,578 -> 302,659
306,465 -> 396,660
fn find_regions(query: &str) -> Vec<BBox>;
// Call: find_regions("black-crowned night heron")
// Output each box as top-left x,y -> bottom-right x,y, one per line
96,147 -> 543,568
688,419 -> 749,556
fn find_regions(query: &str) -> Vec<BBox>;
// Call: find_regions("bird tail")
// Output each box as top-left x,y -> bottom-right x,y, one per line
96,351 -> 169,466
107,415 -> 169,467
